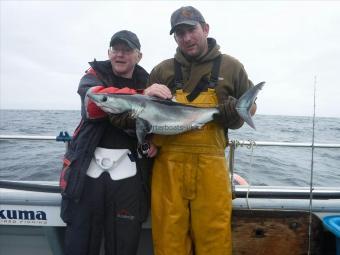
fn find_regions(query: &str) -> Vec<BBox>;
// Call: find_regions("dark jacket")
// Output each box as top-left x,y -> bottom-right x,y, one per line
60,60 -> 150,214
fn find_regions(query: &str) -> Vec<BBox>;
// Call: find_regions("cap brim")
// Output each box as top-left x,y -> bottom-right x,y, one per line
110,38 -> 137,49
169,21 -> 198,35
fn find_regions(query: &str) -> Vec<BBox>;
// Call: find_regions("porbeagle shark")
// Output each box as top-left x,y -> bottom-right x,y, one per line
87,82 -> 265,145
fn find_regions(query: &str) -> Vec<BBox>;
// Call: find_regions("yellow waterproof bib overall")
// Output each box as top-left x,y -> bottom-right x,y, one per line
151,89 -> 232,255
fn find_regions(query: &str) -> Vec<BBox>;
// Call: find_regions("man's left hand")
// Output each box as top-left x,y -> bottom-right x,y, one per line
144,83 -> 172,99
213,96 -> 243,128
147,143 -> 158,158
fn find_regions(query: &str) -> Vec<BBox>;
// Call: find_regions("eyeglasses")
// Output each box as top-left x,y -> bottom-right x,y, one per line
109,46 -> 135,55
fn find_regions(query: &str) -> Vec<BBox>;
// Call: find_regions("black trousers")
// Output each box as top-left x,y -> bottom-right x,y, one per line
64,172 -> 147,255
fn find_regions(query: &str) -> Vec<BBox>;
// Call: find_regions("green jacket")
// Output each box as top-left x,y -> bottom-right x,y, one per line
148,38 -> 253,104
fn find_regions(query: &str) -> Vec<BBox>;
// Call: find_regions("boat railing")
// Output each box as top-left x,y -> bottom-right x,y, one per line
227,139 -> 340,178
0,131 -> 71,142
0,135 -> 57,140
2,134 -> 340,147
1,134 -> 340,199
228,139 -> 340,149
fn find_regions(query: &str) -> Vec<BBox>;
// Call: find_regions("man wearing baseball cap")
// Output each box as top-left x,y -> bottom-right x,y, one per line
145,6 -> 257,255
61,30 -> 157,255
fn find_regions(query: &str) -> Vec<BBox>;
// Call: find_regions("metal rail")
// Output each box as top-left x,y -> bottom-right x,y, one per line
1,135 -> 340,148
1,181 -> 340,199
229,140 -> 340,148
0,132 -> 71,142
235,186 -> 340,199
0,135 -> 56,140
0,180 -> 60,193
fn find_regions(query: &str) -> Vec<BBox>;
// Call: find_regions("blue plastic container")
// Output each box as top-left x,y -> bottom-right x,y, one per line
323,215 -> 340,255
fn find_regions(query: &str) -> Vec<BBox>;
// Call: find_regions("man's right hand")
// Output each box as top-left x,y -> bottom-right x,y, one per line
109,112 -> 136,129
144,83 -> 172,99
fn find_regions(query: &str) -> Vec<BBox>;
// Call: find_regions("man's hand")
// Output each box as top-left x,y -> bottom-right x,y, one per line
147,143 -> 158,158
108,112 -> 135,129
138,141 -> 158,158
213,96 -> 243,128
144,84 -> 172,99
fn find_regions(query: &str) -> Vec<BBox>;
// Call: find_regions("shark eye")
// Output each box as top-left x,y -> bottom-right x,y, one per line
101,96 -> 107,102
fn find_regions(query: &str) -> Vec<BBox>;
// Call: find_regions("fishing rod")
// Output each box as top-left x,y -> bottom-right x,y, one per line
307,76 -> 317,255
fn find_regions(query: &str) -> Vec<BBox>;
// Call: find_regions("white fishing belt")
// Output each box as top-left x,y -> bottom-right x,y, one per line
86,147 -> 137,180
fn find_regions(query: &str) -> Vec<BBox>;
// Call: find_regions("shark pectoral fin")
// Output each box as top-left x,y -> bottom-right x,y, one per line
136,118 -> 152,144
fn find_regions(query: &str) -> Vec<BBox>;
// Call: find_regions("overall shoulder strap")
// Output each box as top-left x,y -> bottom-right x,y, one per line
170,59 -> 184,91
208,54 -> 222,88
186,55 -> 222,102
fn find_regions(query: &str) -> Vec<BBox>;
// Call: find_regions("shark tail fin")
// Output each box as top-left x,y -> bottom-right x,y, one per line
238,109 -> 256,129
235,82 -> 265,130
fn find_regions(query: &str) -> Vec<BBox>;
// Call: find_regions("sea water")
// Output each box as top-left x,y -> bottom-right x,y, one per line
0,110 -> 339,187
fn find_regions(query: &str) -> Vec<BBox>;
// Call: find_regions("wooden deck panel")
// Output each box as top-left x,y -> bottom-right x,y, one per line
232,210 -> 324,255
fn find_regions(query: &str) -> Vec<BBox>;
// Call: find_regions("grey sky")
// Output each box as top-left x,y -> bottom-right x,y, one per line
1,1 -> 339,117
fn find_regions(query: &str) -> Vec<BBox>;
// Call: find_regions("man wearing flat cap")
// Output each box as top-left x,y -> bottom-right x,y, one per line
60,30 -> 157,255
145,6 -> 256,255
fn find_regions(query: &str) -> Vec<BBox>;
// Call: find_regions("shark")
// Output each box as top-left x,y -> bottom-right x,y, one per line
87,82 -> 265,145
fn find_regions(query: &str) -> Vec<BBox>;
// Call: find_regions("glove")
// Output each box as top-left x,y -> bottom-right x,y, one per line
213,96 -> 244,128
108,112 -> 136,129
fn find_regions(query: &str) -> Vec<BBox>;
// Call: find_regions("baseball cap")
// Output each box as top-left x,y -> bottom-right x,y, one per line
110,30 -> 141,50
169,6 -> 206,35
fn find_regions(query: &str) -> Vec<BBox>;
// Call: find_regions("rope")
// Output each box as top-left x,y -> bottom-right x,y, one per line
229,141 -> 236,198
245,140 -> 256,210
229,139 -> 256,209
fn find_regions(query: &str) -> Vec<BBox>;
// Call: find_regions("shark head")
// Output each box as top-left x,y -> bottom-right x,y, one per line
87,92 -> 132,114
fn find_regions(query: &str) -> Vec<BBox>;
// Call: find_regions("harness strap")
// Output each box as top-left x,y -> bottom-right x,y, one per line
186,77 -> 209,102
172,55 -> 222,101
209,55 -> 222,87
186,55 -> 222,101
172,59 -> 184,91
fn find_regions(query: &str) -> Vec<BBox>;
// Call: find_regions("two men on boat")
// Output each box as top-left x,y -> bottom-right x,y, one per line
60,5 -> 256,255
